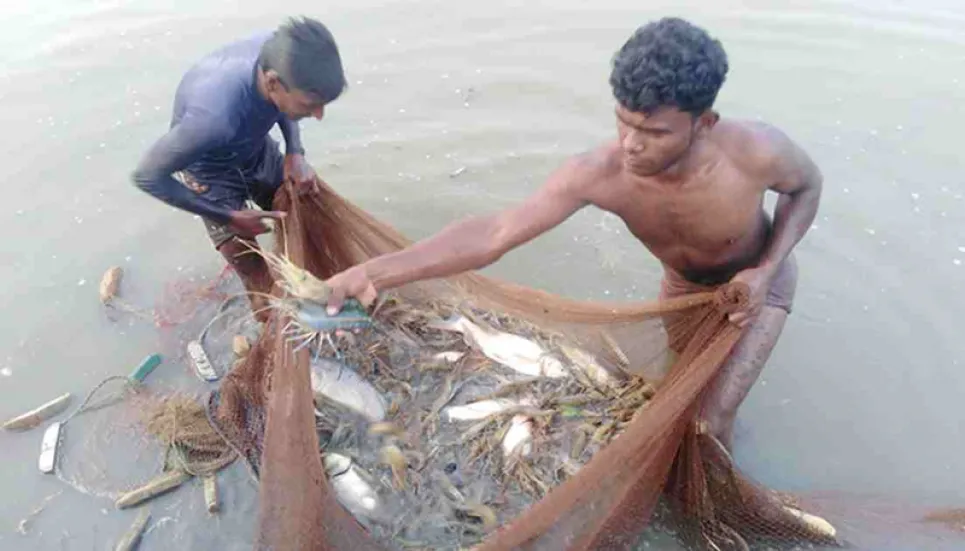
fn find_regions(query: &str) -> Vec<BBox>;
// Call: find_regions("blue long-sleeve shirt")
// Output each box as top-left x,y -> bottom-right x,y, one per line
132,32 -> 302,224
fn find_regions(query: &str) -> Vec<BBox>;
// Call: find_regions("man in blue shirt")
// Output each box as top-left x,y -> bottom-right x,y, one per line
132,17 -> 346,321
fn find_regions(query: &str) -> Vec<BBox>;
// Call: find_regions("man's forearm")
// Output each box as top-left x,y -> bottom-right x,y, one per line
364,216 -> 506,291
132,169 -> 233,224
761,186 -> 820,272
278,117 -> 304,155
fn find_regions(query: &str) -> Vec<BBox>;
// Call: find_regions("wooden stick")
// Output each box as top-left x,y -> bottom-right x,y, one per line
3,393 -> 71,431
114,508 -> 151,551
115,470 -> 192,509
203,475 -> 220,513
100,266 -> 123,303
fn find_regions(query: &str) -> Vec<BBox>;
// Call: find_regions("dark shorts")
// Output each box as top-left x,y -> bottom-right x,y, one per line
660,253 -> 798,314
177,137 -> 285,249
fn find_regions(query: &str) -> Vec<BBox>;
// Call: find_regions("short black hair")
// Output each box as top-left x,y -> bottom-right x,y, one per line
259,17 -> 347,103
609,17 -> 728,116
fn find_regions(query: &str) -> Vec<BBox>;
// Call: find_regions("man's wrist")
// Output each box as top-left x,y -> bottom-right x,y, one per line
286,147 -> 305,157
757,258 -> 782,279
363,259 -> 392,292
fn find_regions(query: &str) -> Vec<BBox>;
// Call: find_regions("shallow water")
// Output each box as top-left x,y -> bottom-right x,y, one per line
1,0 -> 964,549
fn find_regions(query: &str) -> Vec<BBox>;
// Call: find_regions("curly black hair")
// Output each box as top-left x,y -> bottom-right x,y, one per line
609,18 -> 729,116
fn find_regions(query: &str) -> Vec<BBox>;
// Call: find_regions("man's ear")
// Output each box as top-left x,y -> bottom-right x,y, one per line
696,110 -> 720,136
263,70 -> 284,93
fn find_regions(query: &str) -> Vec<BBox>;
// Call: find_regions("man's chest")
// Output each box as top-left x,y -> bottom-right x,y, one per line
595,170 -> 766,253
228,108 -> 281,146
204,109 -> 281,164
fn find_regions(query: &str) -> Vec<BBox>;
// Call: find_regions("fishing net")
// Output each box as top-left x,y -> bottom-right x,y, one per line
50,261 -> 254,503
42,376 -> 235,517
193,176 -> 852,551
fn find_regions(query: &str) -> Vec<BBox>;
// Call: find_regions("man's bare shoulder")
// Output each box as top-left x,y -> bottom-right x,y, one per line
552,142 -> 623,197
711,119 -> 816,182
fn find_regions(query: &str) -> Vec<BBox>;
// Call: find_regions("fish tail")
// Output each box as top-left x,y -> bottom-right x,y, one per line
427,315 -> 461,332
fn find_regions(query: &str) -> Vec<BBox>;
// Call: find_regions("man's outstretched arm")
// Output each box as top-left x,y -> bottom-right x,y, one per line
324,156 -> 596,311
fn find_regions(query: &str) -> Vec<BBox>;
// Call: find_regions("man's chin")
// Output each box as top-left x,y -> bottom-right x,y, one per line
624,159 -> 657,177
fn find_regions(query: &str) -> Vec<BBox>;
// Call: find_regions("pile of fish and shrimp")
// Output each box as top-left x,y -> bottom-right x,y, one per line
294,295 -> 657,550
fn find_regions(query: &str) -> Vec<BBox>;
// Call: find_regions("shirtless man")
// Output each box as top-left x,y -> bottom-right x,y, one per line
132,17 -> 346,320
322,17 -> 822,450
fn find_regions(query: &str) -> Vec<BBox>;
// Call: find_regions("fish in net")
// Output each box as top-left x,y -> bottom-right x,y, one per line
186,176 -> 855,551
244,289 -> 662,548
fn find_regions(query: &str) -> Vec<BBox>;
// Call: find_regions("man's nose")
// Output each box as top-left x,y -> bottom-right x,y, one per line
312,105 -> 325,120
622,132 -> 644,153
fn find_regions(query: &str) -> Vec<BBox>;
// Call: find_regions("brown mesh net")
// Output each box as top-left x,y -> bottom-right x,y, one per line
206,179 -> 844,551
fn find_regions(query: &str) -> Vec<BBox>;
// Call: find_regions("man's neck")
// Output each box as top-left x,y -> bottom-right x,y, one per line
654,139 -> 708,185
253,67 -> 275,107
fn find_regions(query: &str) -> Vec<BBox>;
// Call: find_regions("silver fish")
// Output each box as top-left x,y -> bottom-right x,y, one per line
443,397 -> 534,422
782,505 -> 837,539
501,414 -> 533,458
432,351 -> 465,363
558,342 -> 622,389
323,453 -> 380,517
311,358 -> 387,422
429,315 -> 567,378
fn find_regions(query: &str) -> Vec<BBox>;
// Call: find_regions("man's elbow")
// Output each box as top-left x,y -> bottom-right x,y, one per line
802,157 -> 823,195
804,172 -> 823,207
130,163 -> 168,196
476,242 -> 506,267
479,219 -> 515,265
440,215 -> 511,269
130,166 -> 151,192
